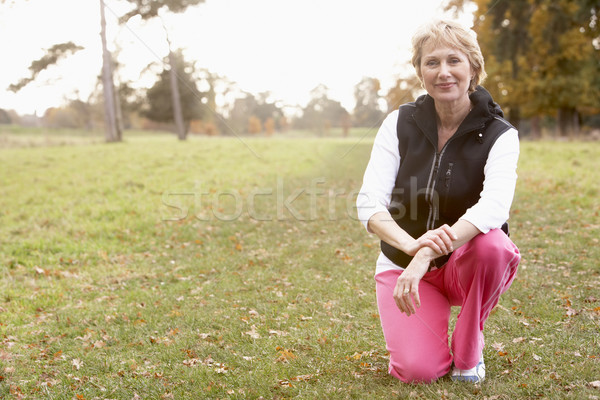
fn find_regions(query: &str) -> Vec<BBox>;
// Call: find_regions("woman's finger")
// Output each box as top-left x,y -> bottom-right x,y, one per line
412,286 -> 421,309
439,224 -> 458,240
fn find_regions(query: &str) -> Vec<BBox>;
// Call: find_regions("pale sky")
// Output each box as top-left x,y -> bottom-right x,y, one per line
0,0 -> 475,116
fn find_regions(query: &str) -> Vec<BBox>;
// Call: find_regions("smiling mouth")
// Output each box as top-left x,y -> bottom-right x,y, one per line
436,82 -> 456,89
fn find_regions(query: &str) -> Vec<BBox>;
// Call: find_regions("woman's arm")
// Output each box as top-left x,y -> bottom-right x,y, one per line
367,212 -> 456,257
393,219 -> 481,316
356,111 -> 400,231
461,128 -> 520,232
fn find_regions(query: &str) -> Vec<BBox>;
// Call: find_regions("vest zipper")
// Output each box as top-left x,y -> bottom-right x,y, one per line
426,146 -> 447,230
445,162 -> 454,188
425,124 -> 485,231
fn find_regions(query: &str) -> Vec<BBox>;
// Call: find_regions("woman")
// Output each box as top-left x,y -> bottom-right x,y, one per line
356,20 -> 521,384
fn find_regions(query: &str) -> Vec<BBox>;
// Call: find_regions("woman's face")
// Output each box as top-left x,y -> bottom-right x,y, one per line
420,42 -> 473,106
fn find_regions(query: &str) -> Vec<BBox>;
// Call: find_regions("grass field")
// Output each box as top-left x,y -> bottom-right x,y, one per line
0,129 -> 599,399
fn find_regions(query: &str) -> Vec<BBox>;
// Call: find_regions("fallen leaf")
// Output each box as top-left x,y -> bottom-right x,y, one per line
533,353 -> 541,361
290,374 -> 318,382
276,349 -> 297,363
71,358 -> 83,370
492,342 -> 505,352
268,330 -> 288,337
182,359 -> 200,367
590,380 -> 600,389
565,307 -> 579,317
243,325 -> 260,339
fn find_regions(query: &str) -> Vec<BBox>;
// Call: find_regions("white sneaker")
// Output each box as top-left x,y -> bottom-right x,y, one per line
451,353 -> 485,383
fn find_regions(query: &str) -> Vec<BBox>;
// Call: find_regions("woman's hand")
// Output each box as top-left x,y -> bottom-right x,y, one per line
393,248 -> 436,316
405,224 -> 457,256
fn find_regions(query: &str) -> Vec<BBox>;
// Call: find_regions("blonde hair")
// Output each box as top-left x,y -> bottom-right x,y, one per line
411,19 -> 486,93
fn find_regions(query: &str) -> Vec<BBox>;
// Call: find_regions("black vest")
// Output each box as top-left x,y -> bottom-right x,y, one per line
381,87 -> 514,268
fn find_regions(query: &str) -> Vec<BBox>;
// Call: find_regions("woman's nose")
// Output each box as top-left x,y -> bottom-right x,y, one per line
439,62 -> 451,77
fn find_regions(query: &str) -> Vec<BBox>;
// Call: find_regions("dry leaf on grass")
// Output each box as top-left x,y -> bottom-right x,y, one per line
243,325 -> 260,339
275,348 -> 297,363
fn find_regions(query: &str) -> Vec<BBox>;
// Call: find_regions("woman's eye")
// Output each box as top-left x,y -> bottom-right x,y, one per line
426,60 -> 438,66
450,58 -> 460,64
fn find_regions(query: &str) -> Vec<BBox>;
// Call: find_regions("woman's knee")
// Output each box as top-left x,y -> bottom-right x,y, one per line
388,353 -> 449,383
470,229 -> 521,266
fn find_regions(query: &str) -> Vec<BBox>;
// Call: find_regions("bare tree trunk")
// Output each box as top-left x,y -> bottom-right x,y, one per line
557,107 -> 579,138
114,83 -> 124,137
168,49 -> 186,140
508,106 -> 521,133
530,116 -> 541,139
99,0 -> 121,142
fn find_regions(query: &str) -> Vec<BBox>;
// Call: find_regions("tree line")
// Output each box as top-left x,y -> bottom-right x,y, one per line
2,0 -> 599,140
447,0 -> 599,136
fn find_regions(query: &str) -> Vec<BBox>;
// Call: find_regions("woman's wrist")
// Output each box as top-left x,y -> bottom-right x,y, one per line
414,246 -> 438,262
398,236 -> 414,255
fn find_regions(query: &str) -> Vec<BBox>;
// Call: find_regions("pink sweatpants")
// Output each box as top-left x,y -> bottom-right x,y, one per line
375,229 -> 520,383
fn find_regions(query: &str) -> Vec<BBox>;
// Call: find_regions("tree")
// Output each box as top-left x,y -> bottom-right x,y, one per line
0,109 -> 11,124
100,0 -> 122,142
144,50 -> 205,133
353,77 -> 384,127
7,42 -> 84,93
226,92 -> 284,135
297,84 -> 349,135
120,0 -> 206,140
385,71 -> 423,112
458,0 -> 600,136
525,0 -> 599,136
247,116 -> 262,134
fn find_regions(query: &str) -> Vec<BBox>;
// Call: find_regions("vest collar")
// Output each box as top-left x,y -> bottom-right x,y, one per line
411,86 -> 504,148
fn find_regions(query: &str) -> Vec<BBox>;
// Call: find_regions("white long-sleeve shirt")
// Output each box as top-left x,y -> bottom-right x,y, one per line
356,110 -> 520,274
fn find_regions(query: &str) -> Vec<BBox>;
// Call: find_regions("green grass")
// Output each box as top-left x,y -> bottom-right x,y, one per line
0,132 -> 598,399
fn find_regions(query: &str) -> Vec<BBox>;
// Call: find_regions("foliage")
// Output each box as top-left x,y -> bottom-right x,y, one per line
247,115 -> 262,134
226,92 -> 284,135
7,42 -> 83,93
119,0 -> 206,22
470,0 -> 600,135
385,71 -> 424,112
264,117 -> 275,135
353,77 -> 384,127
296,84 -> 350,134
144,50 -> 205,129
0,134 -> 599,398
0,109 -> 11,124
43,102 -> 92,130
